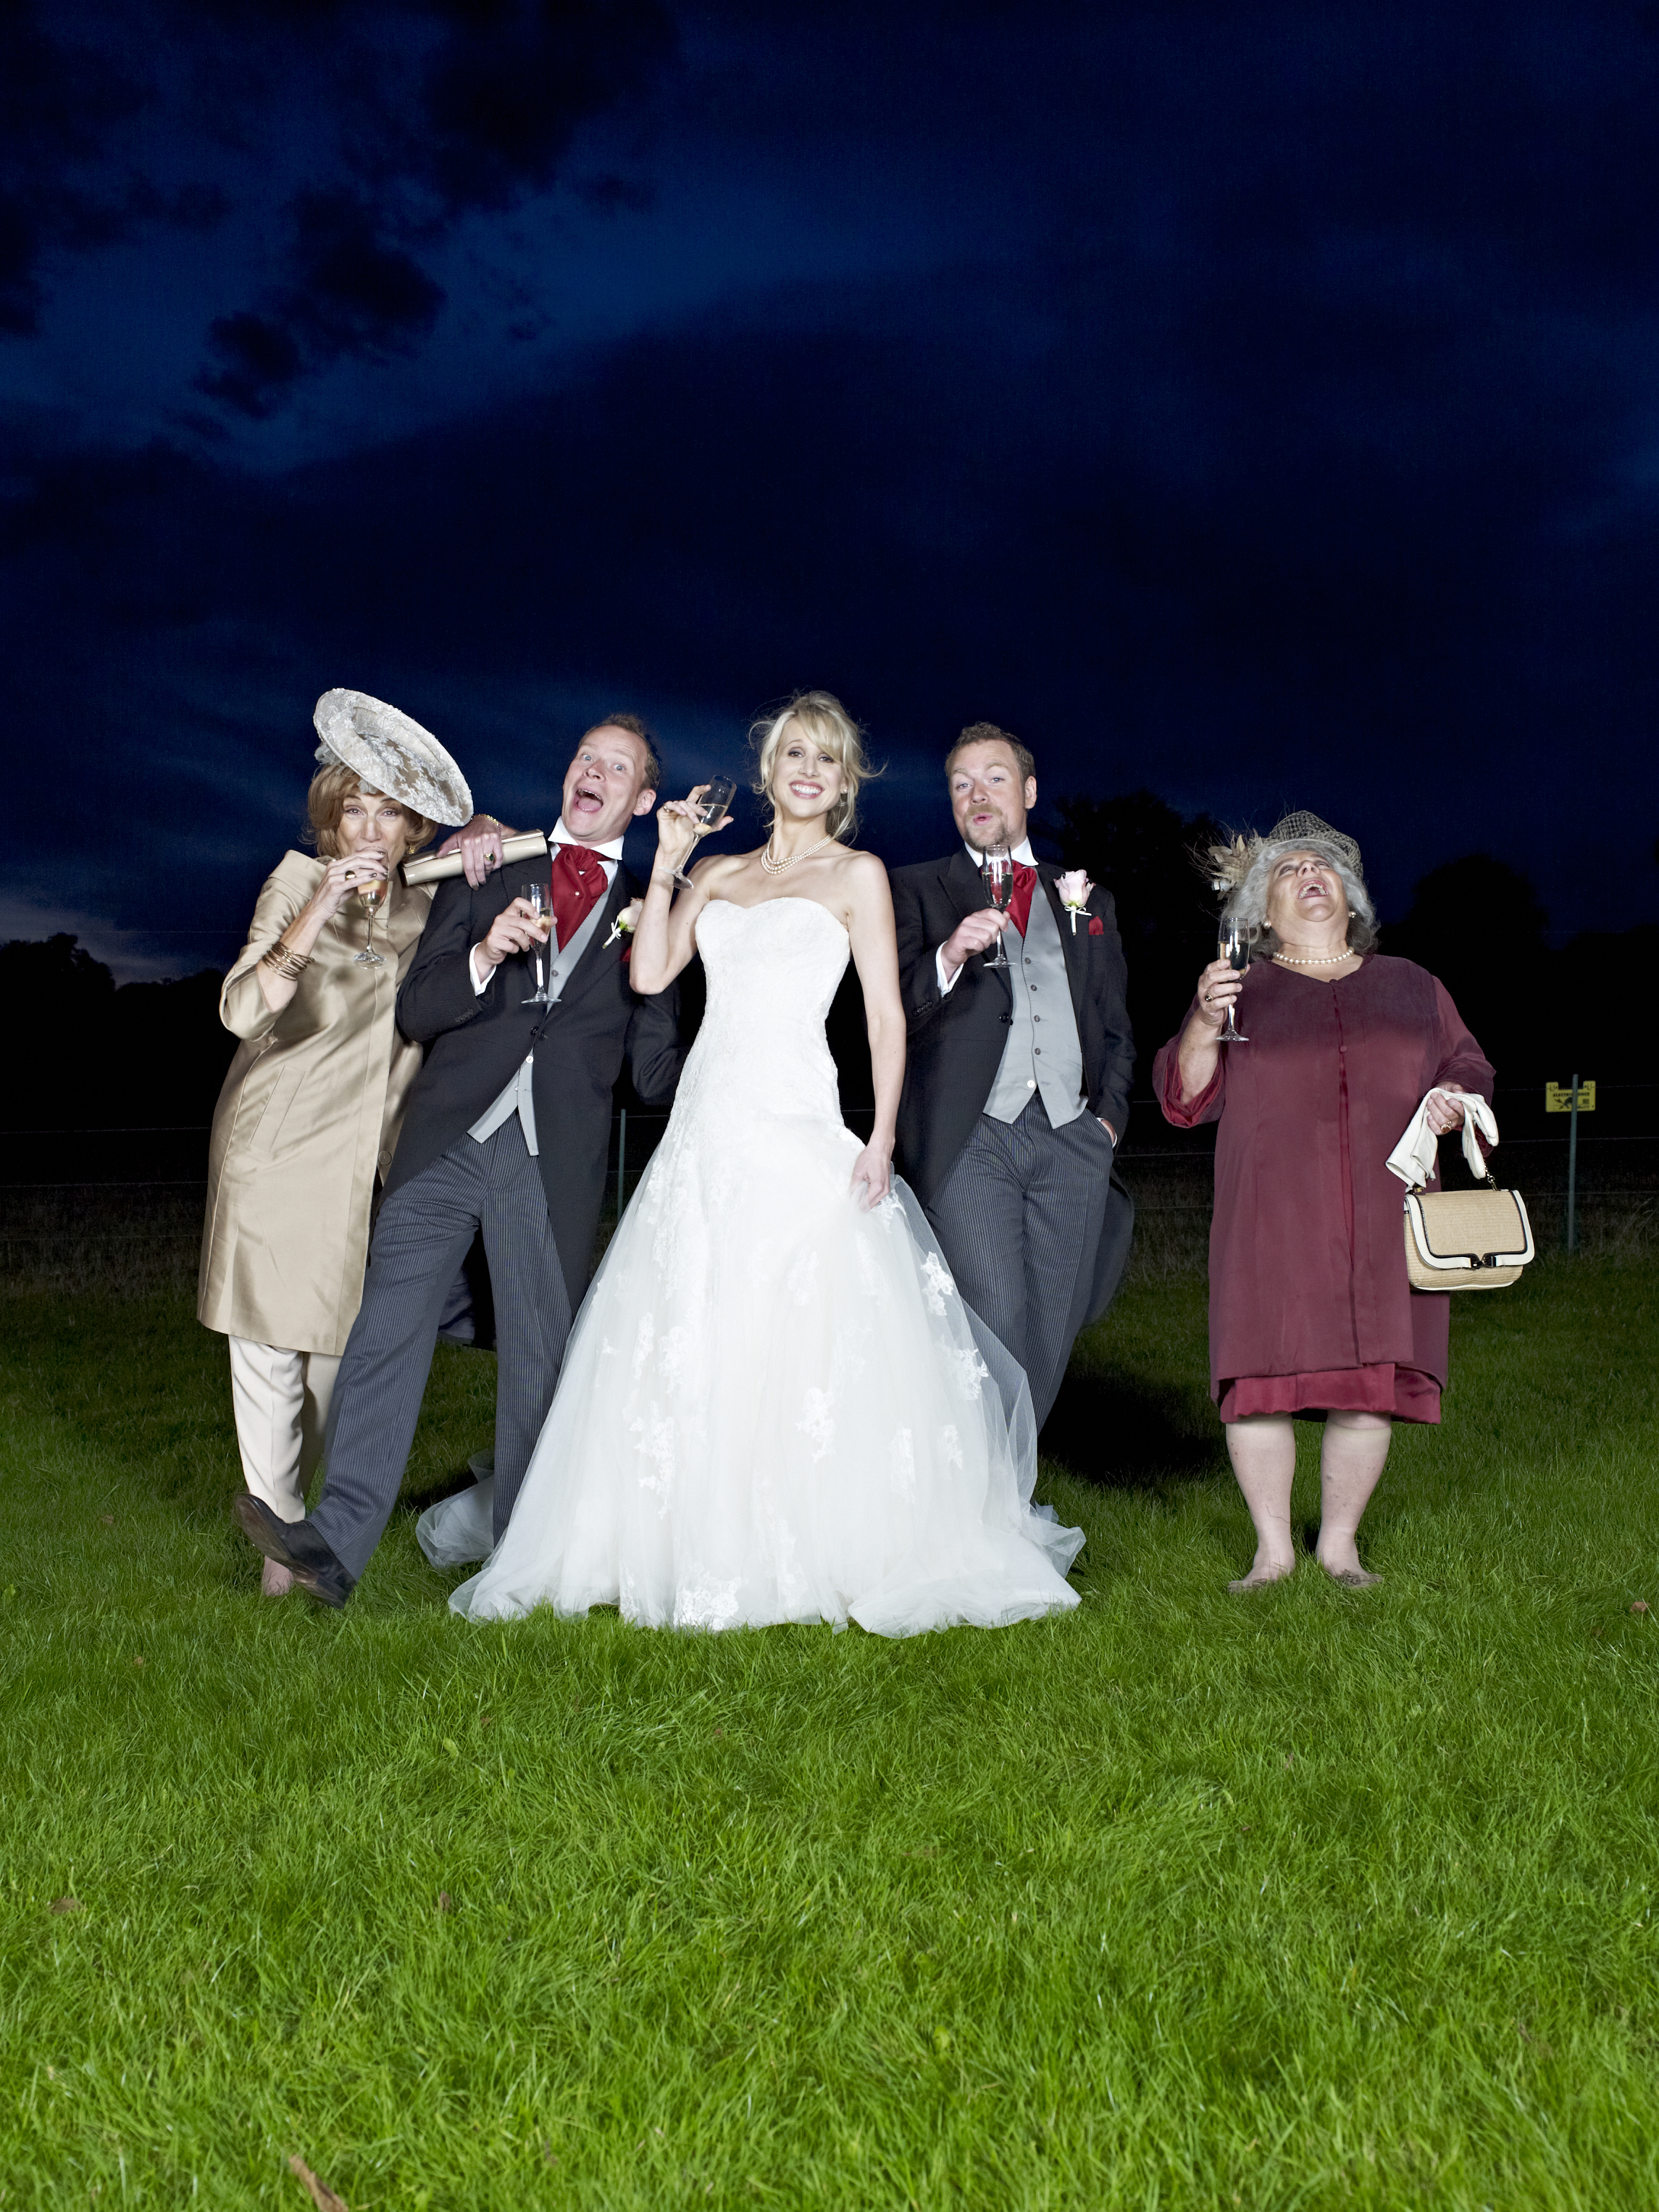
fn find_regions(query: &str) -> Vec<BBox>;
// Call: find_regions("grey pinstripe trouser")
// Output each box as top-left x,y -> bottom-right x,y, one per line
923,1093 -> 1114,1431
311,1117 -> 572,1582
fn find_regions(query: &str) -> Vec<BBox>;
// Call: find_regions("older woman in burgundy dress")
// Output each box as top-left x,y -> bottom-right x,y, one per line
1151,813 -> 1495,1592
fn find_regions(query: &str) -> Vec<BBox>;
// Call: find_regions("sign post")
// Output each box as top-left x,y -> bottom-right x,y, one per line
1545,1078 -> 1596,1251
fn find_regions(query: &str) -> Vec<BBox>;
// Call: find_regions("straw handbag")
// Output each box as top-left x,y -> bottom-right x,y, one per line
1390,1094 -> 1535,1293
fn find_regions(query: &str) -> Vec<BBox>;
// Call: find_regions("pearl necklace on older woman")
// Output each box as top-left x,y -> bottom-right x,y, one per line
1273,945 -> 1357,967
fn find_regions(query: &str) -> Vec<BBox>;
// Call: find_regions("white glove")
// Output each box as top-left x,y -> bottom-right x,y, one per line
1387,1090 -> 1500,1190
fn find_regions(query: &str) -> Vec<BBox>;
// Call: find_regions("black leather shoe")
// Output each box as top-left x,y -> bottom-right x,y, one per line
233,1496 -> 355,1610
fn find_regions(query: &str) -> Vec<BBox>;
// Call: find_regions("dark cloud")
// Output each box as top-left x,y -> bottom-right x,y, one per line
1,0 -> 675,406
199,191 -> 446,414
418,0 -> 675,210
0,3 -> 154,333
191,0 -> 678,412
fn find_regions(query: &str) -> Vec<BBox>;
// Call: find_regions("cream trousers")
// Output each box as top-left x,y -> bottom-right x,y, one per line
227,1337 -> 341,1523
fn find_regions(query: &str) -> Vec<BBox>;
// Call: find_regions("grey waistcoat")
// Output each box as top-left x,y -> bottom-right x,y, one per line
983,876 -> 1086,1127
467,887 -> 616,1157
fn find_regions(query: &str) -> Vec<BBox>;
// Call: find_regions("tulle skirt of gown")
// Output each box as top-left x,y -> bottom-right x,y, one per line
419,896 -> 1083,1637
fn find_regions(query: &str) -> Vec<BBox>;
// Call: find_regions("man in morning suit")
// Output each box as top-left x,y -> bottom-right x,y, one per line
889,722 -> 1134,1430
235,716 -> 683,1606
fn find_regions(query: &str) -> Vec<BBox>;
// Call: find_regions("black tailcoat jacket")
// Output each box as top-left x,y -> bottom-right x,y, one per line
889,851 -> 1136,1323
390,853 -> 682,1307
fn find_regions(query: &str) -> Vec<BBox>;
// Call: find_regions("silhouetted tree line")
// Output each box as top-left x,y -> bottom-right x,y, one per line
0,935 -> 235,1133
3,806 -> 1653,1144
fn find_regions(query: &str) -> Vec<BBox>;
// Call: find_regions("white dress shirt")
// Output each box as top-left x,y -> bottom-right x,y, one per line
467,822 -> 624,1156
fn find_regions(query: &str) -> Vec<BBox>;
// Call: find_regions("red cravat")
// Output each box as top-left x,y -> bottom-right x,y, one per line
548,840 -> 607,948
1004,861 -> 1040,938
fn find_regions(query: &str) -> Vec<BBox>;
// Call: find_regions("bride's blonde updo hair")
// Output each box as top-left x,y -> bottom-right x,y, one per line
750,690 -> 877,844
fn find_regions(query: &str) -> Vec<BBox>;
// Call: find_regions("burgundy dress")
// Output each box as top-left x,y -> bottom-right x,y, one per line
1151,956 -> 1494,1424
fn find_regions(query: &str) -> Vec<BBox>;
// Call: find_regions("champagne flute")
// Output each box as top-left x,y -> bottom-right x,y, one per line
1217,917 -> 1250,1042
673,776 -> 738,890
522,880 -> 552,1006
979,843 -> 1014,970
353,869 -> 388,967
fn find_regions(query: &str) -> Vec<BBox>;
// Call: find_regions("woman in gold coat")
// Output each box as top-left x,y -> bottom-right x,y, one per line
199,693 -> 477,1593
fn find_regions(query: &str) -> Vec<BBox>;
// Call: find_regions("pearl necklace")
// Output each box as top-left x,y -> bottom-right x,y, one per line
760,833 -> 836,876
1273,946 -> 1357,967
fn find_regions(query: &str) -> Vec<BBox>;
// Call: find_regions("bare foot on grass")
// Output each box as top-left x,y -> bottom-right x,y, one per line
1318,1560 -> 1382,1588
1228,1553 -> 1296,1594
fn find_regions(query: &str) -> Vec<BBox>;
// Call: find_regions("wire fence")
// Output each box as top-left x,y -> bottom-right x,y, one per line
4,1097 -> 1656,1299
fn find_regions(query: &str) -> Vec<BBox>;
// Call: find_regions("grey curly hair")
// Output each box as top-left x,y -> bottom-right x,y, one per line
1221,832 -> 1378,959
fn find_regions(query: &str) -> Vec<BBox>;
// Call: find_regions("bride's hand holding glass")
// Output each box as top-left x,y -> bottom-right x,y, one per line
653,782 -> 736,891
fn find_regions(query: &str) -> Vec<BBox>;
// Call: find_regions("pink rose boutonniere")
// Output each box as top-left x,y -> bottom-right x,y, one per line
603,898 -> 643,961
1056,869 -> 1094,935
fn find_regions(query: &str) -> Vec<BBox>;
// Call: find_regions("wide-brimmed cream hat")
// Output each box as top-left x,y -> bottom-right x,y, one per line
312,689 -> 473,827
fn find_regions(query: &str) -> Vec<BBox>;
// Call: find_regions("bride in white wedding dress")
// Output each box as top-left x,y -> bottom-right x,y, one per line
420,692 -> 1082,1635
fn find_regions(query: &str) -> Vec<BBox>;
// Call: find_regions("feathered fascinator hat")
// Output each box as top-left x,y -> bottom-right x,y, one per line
312,689 -> 474,827
1205,810 -> 1363,891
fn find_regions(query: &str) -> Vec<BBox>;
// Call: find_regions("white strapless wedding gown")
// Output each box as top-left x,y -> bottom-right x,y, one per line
421,896 -> 1083,1636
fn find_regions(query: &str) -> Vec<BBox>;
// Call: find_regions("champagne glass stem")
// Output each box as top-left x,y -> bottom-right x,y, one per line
1215,925 -> 1248,1042
518,884 -> 550,1003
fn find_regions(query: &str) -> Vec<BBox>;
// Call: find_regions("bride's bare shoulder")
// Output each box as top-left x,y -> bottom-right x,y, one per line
831,845 -> 887,880
835,848 -> 893,899
689,850 -> 754,889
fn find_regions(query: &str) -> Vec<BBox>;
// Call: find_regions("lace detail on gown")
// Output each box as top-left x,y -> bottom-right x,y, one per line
422,896 -> 1083,1636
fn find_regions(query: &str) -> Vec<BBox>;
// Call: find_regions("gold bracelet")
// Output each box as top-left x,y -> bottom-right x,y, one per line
260,936 -> 312,980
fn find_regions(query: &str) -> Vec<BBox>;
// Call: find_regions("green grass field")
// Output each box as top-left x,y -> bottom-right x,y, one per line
2,1256 -> 1657,2209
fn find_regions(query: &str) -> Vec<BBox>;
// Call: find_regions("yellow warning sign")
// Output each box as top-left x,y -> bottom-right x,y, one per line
1545,1080 -> 1595,1112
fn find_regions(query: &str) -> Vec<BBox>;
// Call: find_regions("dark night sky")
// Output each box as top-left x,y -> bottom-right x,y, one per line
4,0 -> 1658,978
